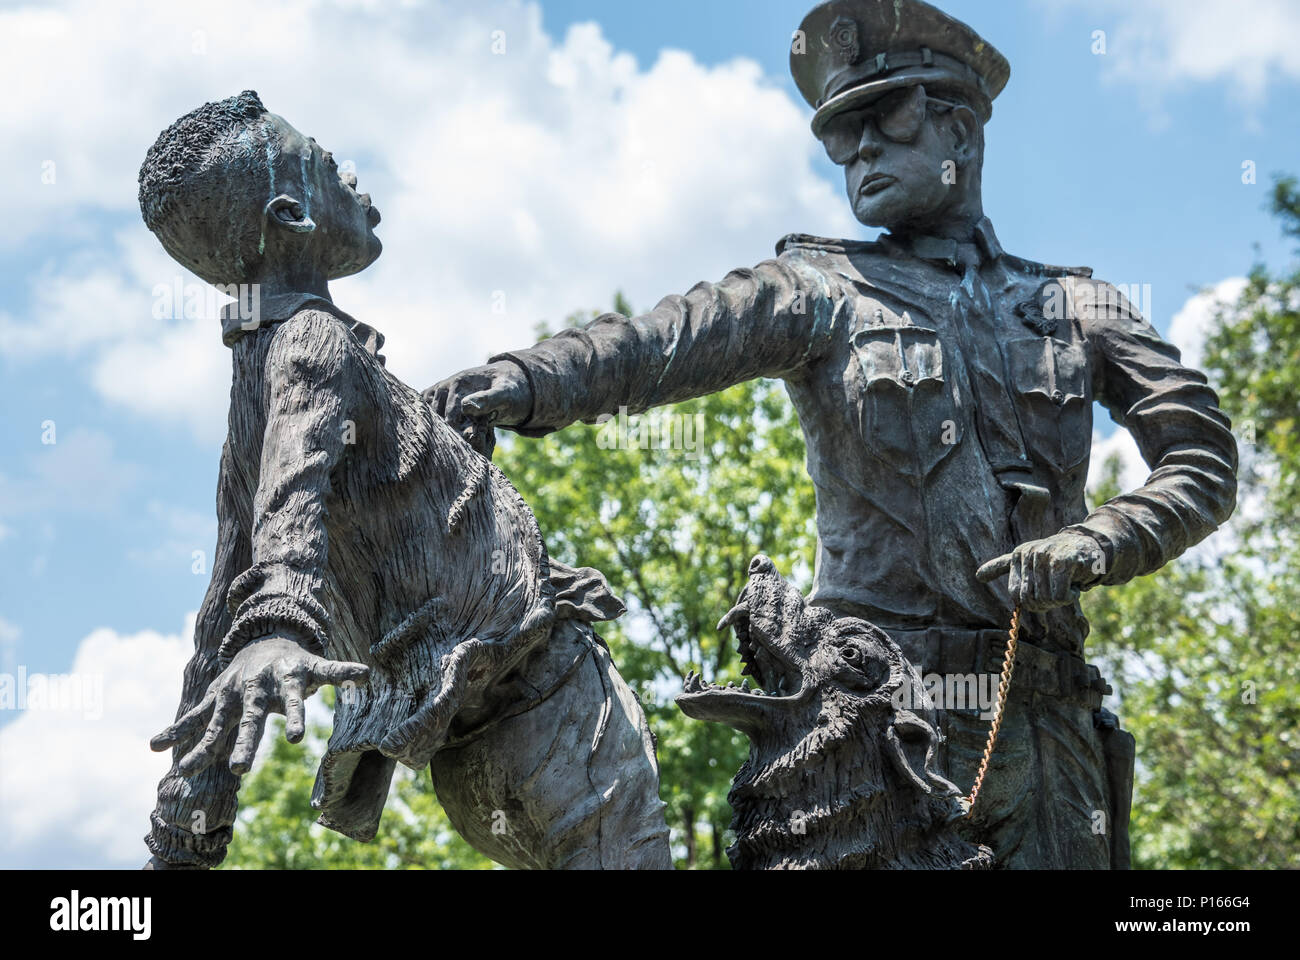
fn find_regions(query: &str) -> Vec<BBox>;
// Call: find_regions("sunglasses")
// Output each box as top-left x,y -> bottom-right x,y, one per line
819,87 -> 964,165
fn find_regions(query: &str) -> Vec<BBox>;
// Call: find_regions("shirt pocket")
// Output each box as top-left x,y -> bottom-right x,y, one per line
851,320 -> 961,480
1004,335 -> 1093,474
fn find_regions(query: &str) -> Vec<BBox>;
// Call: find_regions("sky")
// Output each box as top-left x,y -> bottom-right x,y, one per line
1,0 -> 1297,868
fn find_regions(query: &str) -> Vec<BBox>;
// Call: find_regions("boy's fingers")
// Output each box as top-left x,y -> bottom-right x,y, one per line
307,657 -> 370,687
976,553 -> 1014,583
228,684 -> 269,775
282,677 -> 307,743
151,689 -> 218,751
178,689 -> 241,775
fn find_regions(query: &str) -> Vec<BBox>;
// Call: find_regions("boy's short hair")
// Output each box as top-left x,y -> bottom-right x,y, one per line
139,90 -> 282,284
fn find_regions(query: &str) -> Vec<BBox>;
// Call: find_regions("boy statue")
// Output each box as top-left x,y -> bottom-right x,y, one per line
139,91 -> 671,870
429,0 -> 1239,868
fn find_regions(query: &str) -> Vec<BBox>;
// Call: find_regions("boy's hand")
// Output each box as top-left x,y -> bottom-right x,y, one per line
976,530 -> 1107,612
150,634 -> 369,776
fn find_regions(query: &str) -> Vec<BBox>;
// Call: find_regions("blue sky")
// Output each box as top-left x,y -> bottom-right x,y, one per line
1,0 -> 1297,867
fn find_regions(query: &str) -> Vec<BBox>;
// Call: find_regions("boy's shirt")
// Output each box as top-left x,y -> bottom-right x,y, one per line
148,294 -> 553,867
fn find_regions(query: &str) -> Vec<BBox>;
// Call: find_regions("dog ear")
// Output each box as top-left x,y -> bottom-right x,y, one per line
886,709 -> 963,797
885,709 -> 937,793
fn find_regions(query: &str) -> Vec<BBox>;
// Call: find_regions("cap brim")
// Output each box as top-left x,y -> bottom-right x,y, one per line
810,69 -> 991,136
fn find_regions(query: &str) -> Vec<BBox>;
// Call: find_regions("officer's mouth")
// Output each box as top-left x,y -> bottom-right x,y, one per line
858,173 -> 897,197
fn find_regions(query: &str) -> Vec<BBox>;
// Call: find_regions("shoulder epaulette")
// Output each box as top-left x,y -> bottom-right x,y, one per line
775,233 -> 888,257
1001,252 -> 1093,279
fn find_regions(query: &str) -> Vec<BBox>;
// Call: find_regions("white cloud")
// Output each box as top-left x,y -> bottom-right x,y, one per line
1052,0 -> 1300,113
0,615 -> 193,868
1088,426 -> 1148,496
1167,276 -> 1249,370
0,0 -> 855,445
1087,276 -> 1249,498
0,611 -> 340,868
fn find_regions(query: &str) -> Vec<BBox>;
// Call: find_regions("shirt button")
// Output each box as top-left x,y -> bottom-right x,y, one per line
901,371 -> 916,385
1051,389 -> 1065,405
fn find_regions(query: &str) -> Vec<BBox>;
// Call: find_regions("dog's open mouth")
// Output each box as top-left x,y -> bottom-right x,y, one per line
676,585 -> 807,724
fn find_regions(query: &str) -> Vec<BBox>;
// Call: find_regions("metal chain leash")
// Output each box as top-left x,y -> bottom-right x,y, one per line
963,605 -> 1021,817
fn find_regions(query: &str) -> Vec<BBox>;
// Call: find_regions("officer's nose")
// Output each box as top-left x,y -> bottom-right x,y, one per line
857,122 -> 884,162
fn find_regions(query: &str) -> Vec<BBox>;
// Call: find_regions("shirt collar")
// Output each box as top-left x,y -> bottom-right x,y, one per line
220,290 -> 385,363
886,216 -> 1004,271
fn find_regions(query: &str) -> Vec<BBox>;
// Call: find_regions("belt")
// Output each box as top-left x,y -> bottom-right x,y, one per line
886,625 -> 1111,707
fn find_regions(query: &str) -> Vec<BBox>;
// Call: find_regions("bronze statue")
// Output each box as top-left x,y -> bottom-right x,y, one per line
138,92 -> 671,870
430,0 -> 1238,869
678,554 -> 994,870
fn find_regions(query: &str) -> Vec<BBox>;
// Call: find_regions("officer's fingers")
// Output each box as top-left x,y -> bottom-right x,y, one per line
1049,556 -> 1076,607
1018,548 -> 1041,609
229,682 -> 270,775
460,389 -> 508,423
1029,549 -> 1055,611
151,689 -> 218,751
1007,550 -> 1024,606
282,677 -> 307,744
425,384 -> 450,418
178,688 -> 241,775
976,554 -> 1014,583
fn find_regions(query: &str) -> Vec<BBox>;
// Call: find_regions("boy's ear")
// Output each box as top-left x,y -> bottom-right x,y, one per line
265,194 -> 317,234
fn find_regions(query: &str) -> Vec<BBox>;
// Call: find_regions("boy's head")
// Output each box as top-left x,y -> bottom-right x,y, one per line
139,90 -> 381,287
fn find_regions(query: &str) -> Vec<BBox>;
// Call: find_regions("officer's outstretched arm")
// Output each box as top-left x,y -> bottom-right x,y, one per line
429,257 -> 848,438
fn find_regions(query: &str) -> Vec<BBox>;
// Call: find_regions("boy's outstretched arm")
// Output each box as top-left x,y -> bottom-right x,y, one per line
147,313 -> 369,866
144,444 -> 246,868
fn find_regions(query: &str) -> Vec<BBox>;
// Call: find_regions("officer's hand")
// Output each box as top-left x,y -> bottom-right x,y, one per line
976,531 -> 1106,612
424,361 -> 532,430
149,634 -> 369,776
424,361 -> 533,458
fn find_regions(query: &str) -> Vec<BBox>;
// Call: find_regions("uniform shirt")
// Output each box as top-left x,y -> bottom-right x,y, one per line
492,220 -> 1238,652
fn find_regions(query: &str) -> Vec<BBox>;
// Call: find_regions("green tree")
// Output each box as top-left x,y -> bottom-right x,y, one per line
497,296 -> 817,867
1083,176 -> 1300,868
223,692 -> 494,869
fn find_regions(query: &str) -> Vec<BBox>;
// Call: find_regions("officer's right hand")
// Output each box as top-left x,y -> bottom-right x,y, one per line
424,361 -> 533,432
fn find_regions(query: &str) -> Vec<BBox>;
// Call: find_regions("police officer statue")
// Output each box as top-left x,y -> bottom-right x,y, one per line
427,0 -> 1237,869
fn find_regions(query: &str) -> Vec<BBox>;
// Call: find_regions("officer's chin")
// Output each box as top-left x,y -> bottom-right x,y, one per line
849,184 -> 900,228
850,196 -> 898,230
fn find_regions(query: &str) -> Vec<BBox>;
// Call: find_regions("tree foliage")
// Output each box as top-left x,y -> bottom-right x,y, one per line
1082,176 -> 1300,868
494,304 -> 817,866
224,692 -> 493,869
